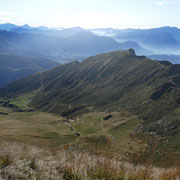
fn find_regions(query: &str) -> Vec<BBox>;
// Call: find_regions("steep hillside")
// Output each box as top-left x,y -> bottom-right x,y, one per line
0,54 -> 59,87
0,49 -> 179,137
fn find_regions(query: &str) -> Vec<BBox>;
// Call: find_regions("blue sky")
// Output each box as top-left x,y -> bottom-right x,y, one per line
0,0 -> 179,28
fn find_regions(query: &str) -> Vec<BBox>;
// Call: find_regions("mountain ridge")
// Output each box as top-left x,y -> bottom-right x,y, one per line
0,49 -> 179,136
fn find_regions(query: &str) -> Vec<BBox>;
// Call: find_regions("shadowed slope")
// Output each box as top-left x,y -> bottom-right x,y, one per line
0,54 -> 59,87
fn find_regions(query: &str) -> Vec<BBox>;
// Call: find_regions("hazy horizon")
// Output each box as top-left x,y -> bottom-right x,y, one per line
0,0 -> 180,29
1,22 -> 180,30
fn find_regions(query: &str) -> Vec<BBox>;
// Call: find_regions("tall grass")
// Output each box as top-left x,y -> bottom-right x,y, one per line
0,142 -> 179,180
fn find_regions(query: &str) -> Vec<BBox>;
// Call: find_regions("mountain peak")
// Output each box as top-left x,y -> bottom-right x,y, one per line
21,24 -> 32,29
127,48 -> 136,56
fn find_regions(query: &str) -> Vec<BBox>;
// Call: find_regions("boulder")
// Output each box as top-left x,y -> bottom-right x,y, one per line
103,114 -> 113,120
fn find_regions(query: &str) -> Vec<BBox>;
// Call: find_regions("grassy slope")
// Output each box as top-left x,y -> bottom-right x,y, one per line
0,106 -> 142,157
0,104 -> 179,167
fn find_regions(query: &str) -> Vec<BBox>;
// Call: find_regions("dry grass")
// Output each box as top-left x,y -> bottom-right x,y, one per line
0,142 -> 179,180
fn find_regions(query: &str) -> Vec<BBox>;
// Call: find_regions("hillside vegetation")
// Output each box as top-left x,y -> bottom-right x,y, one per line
0,49 -> 179,168
1,49 -> 179,125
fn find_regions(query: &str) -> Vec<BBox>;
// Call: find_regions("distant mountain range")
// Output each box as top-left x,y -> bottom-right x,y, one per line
0,49 -> 179,136
0,27 -> 151,63
0,23 -> 63,32
91,26 -> 180,54
10,26 -> 85,38
0,54 -> 59,87
0,23 -> 180,64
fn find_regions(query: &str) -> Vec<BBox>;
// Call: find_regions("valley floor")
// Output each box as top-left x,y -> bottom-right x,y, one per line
0,106 -> 180,179
0,106 -> 141,155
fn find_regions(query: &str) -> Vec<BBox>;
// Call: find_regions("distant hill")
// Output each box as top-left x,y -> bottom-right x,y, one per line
0,49 -> 179,137
49,27 -> 88,38
118,41 -> 152,55
21,24 -> 34,29
37,26 -> 53,31
0,54 -> 59,87
0,30 -> 151,63
148,54 -> 180,64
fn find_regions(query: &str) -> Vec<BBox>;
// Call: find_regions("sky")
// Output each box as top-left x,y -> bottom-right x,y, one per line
0,0 -> 180,29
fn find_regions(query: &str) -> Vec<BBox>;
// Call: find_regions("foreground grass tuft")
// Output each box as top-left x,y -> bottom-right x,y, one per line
0,155 -> 12,169
28,158 -> 37,170
62,167 -> 82,180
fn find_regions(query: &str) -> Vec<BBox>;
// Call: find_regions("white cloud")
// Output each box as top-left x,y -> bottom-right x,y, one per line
0,17 -> 10,23
16,18 -> 25,22
156,2 -> 164,6
0,17 -> 25,25
0,10 -> 15,16
155,2 -> 164,6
